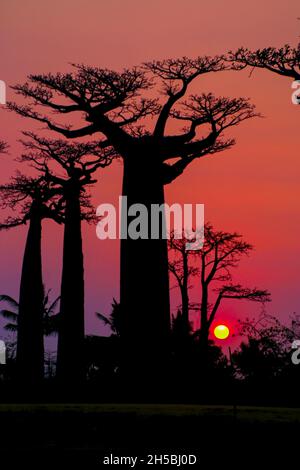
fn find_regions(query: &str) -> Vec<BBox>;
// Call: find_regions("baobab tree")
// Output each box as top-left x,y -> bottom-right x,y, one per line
0,174 -> 62,383
8,57 -> 257,373
168,224 -> 271,361
20,133 -> 113,383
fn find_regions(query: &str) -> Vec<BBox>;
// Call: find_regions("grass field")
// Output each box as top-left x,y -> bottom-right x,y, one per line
0,403 -> 299,466
1,402 -> 300,423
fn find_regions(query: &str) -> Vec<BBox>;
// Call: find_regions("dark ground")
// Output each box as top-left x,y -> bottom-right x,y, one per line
0,404 -> 298,467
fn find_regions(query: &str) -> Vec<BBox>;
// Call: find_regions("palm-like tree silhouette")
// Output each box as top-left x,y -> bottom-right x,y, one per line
0,295 -> 18,333
95,299 -> 123,338
0,287 -> 60,335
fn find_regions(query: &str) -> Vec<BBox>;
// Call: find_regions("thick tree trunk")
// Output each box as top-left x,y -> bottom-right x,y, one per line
17,204 -> 44,384
57,185 -> 85,384
120,152 -> 171,378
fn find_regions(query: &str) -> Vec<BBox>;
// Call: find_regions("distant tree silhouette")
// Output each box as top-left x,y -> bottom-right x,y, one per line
9,58 -> 257,374
20,133 -> 113,383
0,174 -> 62,383
96,299 -> 123,337
233,313 -> 297,382
168,233 -> 199,335
168,224 -> 270,369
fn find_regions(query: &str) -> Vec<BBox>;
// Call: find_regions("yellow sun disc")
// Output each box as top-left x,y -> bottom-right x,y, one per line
214,324 -> 230,340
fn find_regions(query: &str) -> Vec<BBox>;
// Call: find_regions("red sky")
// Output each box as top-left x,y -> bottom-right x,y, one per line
1,0 -> 300,345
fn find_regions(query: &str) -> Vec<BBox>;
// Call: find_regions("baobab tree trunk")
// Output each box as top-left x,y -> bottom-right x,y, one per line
17,202 -> 44,384
120,152 -> 171,379
57,184 -> 85,384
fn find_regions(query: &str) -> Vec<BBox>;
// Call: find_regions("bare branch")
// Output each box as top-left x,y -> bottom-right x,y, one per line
162,139 -> 234,185
20,132 -> 114,182
230,45 -> 300,80
208,284 -> 271,327
145,55 -> 228,136
9,65 -> 153,146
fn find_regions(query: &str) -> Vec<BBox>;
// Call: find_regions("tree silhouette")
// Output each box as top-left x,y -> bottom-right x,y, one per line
20,133 -> 113,383
8,58 -> 257,373
168,224 -> 271,362
233,313 -> 297,382
96,298 -> 123,338
168,233 -> 199,335
0,174 -> 62,383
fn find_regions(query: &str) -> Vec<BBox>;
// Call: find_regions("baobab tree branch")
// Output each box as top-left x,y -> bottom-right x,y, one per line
207,291 -> 223,327
220,285 -> 271,302
0,173 -> 65,231
19,154 -> 66,186
230,45 -> 300,80
8,102 -> 99,138
20,132 -> 114,182
11,82 -> 82,113
146,55 -> 227,137
152,79 -> 189,138
168,262 -> 184,287
210,251 -> 251,284
109,98 -> 160,127
205,240 -> 252,284
162,139 -> 234,185
208,285 -> 271,327
177,93 -> 257,137
160,93 -> 256,162
9,65 -> 154,147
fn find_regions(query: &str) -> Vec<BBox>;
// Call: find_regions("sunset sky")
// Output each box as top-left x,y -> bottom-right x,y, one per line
1,0 -> 299,345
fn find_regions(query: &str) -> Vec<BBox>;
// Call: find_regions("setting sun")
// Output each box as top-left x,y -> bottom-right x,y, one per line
214,324 -> 230,340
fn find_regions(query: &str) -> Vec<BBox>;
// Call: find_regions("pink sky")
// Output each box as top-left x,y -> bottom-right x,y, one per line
1,0 -> 299,344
